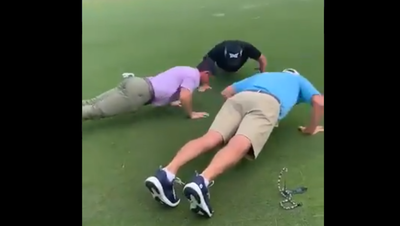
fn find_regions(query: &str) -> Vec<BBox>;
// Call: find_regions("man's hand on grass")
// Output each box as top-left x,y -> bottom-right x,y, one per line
190,112 -> 209,119
298,126 -> 324,135
198,85 -> 212,92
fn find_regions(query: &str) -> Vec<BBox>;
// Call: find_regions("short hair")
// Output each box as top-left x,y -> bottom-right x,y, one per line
197,57 -> 216,75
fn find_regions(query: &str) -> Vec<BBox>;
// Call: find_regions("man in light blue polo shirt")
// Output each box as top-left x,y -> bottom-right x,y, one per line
144,68 -> 324,218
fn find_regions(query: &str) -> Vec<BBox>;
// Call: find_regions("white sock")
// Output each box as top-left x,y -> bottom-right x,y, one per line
162,168 -> 176,182
200,174 -> 210,187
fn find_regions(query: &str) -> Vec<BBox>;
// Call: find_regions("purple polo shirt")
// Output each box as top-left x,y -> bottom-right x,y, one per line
147,66 -> 200,106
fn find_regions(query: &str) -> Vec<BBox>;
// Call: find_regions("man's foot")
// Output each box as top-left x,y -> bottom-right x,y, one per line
144,168 -> 180,207
122,72 -> 135,78
183,174 -> 214,218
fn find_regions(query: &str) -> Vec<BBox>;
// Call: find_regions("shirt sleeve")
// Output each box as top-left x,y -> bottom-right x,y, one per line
298,76 -> 321,104
242,42 -> 262,59
181,77 -> 198,92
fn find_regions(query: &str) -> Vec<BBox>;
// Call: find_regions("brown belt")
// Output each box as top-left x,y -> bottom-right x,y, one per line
144,78 -> 155,105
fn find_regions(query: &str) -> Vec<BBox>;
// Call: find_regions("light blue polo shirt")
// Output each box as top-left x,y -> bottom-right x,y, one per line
231,72 -> 320,120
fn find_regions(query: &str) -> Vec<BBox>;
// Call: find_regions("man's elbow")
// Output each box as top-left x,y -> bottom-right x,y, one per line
311,95 -> 324,107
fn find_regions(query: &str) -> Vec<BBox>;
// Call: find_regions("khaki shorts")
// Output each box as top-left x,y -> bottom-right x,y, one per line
209,91 -> 280,159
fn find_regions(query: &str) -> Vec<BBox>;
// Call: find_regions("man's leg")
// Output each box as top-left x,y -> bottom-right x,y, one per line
82,88 -> 118,106
144,98 -> 242,208
82,87 -> 131,120
183,92 -> 280,217
82,77 -> 152,121
200,111 -> 277,180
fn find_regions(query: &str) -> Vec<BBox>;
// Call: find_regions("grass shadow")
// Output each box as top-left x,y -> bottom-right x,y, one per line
82,106 -> 182,135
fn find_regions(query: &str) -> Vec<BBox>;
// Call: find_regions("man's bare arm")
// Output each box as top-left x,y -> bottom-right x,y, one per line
221,86 -> 235,99
180,88 -> 193,117
257,54 -> 267,72
308,95 -> 324,128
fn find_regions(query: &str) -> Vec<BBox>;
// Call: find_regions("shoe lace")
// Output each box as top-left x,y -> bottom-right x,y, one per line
159,167 -> 215,188
173,171 -> 214,187
173,177 -> 186,186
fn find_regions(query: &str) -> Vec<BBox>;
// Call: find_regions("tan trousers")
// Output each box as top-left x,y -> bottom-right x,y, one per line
209,91 -> 280,159
82,77 -> 152,120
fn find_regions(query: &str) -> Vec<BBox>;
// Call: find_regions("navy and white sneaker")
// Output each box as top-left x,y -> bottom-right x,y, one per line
183,174 -> 214,218
144,168 -> 180,207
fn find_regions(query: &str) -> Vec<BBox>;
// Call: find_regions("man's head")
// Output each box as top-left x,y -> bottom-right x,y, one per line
282,68 -> 300,75
224,42 -> 243,66
197,57 -> 216,84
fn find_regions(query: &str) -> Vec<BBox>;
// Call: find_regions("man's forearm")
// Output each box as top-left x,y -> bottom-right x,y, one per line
309,105 -> 324,128
258,55 -> 267,72
221,86 -> 235,99
179,88 -> 194,117
180,96 -> 192,117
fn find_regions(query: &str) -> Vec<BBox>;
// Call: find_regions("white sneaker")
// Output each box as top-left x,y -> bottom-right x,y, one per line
122,72 -> 135,78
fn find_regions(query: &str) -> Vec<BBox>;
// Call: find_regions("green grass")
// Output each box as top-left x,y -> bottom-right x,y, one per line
82,0 -> 324,225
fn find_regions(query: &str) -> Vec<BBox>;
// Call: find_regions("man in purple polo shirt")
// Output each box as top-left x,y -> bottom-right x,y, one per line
82,59 -> 216,120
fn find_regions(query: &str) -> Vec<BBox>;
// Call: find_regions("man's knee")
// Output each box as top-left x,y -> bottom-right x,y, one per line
82,104 -> 104,120
226,134 -> 252,153
198,130 -> 224,148
82,98 -> 96,106
234,112 -> 275,159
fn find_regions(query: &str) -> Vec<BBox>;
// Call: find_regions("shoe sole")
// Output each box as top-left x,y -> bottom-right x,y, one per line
144,176 -> 180,207
183,183 -> 213,218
